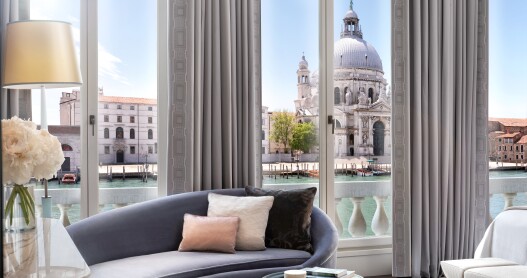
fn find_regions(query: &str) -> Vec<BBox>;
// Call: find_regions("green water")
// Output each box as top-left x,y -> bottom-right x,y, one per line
36,179 -> 157,223
40,170 -> 526,236
263,170 -> 527,238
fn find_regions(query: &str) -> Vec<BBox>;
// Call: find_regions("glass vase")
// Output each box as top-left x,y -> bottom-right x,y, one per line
3,184 -> 36,232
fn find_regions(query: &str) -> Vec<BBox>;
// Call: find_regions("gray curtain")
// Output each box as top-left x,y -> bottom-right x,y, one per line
391,0 -> 489,277
167,0 -> 262,194
1,0 -> 31,120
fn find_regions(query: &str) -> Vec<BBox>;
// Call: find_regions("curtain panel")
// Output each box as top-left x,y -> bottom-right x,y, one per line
392,0 -> 489,277
1,0 -> 31,120
167,0 -> 262,194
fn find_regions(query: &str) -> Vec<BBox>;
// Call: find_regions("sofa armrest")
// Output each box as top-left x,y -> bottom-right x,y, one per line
301,207 -> 339,268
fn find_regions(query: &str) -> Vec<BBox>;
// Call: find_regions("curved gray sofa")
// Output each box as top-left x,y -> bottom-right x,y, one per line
67,188 -> 338,278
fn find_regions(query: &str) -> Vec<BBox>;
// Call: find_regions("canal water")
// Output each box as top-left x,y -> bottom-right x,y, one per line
39,171 -> 526,238
263,170 -> 527,238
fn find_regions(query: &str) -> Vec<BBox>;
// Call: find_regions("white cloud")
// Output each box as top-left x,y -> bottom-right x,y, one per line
98,44 -> 131,86
69,26 -> 130,87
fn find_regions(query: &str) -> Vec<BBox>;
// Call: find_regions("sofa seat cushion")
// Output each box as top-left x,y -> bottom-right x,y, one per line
441,258 -> 518,278
89,248 -> 311,278
465,265 -> 527,278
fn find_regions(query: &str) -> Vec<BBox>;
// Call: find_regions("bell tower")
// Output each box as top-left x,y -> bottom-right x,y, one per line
297,53 -> 311,99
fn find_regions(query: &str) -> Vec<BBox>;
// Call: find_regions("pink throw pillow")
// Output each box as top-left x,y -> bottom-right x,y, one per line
178,214 -> 240,253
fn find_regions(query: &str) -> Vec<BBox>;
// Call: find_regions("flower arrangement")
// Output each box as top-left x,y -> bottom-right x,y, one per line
2,116 -> 64,225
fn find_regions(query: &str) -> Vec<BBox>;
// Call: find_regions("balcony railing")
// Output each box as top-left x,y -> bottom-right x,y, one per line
33,177 -> 527,234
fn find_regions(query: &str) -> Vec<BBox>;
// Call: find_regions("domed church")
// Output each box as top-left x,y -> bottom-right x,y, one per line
294,1 -> 391,159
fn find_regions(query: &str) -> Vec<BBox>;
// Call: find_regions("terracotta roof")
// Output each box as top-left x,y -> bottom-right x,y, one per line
99,95 -> 157,105
46,125 -> 80,135
497,132 -> 521,138
518,135 -> 527,144
489,118 -> 527,127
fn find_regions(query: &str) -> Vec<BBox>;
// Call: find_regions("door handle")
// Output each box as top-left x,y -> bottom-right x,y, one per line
89,115 -> 95,136
328,115 -> 334,134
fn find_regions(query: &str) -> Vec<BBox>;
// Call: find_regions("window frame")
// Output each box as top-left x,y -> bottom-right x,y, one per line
80,0 -> 168,218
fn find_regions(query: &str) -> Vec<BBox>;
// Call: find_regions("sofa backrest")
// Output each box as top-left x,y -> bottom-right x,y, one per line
68,188 -> 246,265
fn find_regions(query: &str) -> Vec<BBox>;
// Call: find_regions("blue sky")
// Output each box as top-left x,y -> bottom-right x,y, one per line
28,0 -> 525,124
489,0 -> 527,118
30,0 -> 157,125
262,0 -> 527,119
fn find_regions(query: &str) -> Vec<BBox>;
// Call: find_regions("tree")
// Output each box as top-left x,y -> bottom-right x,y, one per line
269,111 -> 296,153
291,122 -> 317,153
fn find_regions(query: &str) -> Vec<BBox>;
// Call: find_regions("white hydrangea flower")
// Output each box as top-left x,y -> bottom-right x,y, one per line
2,117 -> 65,185
32,129 -> 65,180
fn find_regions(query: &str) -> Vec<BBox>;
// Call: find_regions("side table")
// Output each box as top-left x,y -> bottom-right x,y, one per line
3,218 -> 90,277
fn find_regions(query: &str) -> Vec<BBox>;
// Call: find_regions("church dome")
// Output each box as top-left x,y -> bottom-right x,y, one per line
344,9 -> 358,20
299,55 -> 309,70
334,37 -> 383,72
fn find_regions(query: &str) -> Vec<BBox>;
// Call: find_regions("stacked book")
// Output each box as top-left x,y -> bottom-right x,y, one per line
301,267 -> 356,278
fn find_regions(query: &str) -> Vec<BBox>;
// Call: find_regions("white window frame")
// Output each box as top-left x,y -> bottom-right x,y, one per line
318,0 -> 393,251
80,0 -> 168,218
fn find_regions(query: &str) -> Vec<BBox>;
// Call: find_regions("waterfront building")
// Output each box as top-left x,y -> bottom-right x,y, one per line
58,88 -> 158,166
488,118 -> 527,164
48,125 -> 81,173
293,5 -> 391,160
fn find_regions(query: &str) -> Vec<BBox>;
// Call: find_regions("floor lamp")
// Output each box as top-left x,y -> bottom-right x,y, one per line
2,20 -> 83,218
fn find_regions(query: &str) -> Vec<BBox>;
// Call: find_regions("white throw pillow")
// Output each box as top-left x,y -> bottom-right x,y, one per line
207,193 -> 274,251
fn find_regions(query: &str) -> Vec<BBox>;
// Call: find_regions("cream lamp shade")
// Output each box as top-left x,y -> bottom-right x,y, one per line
3,20 -> 82,89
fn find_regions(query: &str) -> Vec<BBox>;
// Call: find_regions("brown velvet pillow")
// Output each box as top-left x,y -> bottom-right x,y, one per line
245,186 -> 317,253
178,214 -> 240,253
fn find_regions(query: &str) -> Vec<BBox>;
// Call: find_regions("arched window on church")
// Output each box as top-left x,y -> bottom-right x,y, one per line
148,129 -> 153,139
61,144 -> 73,151
368,88 -> 374,102
335,119 -> 342,129
104,128 -> 109,139
130,128 -> 135,139
334,88 -> 341,105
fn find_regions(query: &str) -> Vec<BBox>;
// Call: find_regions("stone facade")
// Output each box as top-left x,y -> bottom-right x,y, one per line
488,118 -> 527,164
262,106 -> 270,154
48,126 -> 81,173
57,89 -> 158,166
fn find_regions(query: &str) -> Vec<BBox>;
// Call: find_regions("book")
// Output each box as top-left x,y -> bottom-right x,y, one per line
302,267 -> 351,277
305,271 -> 356,278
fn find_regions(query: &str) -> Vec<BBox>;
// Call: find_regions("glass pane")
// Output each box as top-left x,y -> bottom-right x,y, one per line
488,0 -> 527,220
261,1 -> 320,206
97,0 -> 158,212
30,0 -> 82,224
333,0 -> 392,238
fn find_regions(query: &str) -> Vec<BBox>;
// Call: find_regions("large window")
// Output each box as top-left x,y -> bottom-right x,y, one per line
96,0 -> 159,212
488,0 -> 527,219
261,0 -> 391,243
28,0 -> 165,222
261,0 -> 321,209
